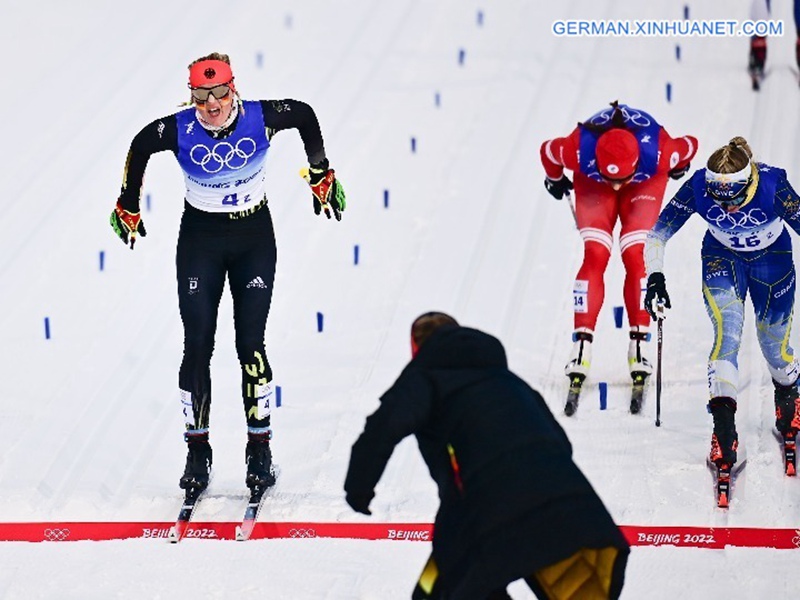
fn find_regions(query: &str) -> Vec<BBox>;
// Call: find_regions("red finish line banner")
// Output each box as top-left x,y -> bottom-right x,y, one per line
619,526 -> 800,550
0,522 -> 434,543
0,523 -> 798,548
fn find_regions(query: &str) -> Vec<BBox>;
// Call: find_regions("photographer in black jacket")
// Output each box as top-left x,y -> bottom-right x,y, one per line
344,312 -> 629,600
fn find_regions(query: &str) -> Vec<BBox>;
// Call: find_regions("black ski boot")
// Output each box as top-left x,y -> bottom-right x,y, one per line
708,397 -> 738,468
773,379 -> 800,434
773,380 -> 800,476
245,432 -> 276,492
179,433 -> 213,493
748,35 -> 766,90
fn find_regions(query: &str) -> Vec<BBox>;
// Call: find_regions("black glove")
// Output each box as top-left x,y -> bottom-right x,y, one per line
644,272 -> 671,320
544,175 -> 573,200
345,491 -> 374,515
668,163 -> 690,180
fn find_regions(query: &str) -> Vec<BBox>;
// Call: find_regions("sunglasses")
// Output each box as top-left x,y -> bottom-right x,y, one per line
708,176 -> 751,205
190,84 -> 232,105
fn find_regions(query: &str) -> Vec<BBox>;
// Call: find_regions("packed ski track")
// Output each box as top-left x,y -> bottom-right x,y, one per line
0,0 -> 799,598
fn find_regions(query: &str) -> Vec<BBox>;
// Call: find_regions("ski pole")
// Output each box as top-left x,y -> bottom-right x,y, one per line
655,303 -> 664,427
565,191 -> 578,230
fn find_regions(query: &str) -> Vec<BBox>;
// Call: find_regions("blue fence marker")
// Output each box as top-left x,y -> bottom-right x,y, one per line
675,44 -> 681,61
276,385 -> 282,408
666,82 -> 672,103
354,244 -> 360,265
411,137 -> 417,153
99,251 -> 105,272
383,189 -> 389,208
458,49 -> 466,65
316,312 -> 324,332
44,317 -> 51,340
613,306 -> 624,329
145,193 -> 151,212
599,382 -> 608,410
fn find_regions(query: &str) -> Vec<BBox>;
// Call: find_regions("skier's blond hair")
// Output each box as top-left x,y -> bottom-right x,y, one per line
707,137 -> 753,174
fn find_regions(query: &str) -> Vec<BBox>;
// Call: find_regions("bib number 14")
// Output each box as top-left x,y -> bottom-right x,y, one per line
573,280 -> 589,314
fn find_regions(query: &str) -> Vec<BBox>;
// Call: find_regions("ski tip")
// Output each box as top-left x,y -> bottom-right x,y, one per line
168,527 -> 180,543
787,463 -> 797,477
717,492 -> 729,509
235,526 -> 245,542
564,401 -> 576,417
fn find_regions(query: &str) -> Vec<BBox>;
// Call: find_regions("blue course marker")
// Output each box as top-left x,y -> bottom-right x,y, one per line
411,137 -> 417,153
435,91 -> 441,107
675,44 -> 681,61
599,382 -> 608,410
44,317 -> 51,340
613,306 -> 624,329
477,10 -> 484,26
383,189 -> 389,208
354,244 -> 360,265
683,5 -> 689,19
317,312 -> 324,332
666,82 -> 672,103
276,385 -> 282,408
145,193 -> 151,212
458,49 -> 466,65
256,52 -> 263,68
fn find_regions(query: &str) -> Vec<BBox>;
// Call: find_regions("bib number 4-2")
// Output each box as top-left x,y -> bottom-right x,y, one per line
222,193 -> 252,206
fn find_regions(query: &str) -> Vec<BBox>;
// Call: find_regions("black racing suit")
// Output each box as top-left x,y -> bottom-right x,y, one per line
119,99 -> 327,433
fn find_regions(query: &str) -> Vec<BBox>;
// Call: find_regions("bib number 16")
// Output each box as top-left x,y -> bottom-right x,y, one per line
728,234 -> 760,249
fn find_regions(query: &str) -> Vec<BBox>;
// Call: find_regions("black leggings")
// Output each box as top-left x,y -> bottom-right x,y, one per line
176,201 -> 277,433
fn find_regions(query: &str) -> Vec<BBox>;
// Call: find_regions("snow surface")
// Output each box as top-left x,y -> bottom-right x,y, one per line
0,0 -> 799,597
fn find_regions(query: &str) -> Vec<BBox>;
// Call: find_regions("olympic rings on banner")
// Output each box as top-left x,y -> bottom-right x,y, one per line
288,528 -> 318,538
43,528 -> 71,541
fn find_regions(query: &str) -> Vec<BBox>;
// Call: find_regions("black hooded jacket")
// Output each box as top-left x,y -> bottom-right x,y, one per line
344,326 -> 628,597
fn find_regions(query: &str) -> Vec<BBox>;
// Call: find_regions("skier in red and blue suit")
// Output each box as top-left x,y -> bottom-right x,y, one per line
748,0 -> 800,89
540,101 -> 697,413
